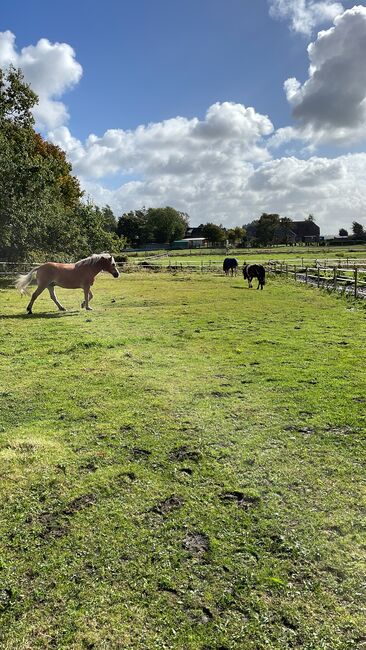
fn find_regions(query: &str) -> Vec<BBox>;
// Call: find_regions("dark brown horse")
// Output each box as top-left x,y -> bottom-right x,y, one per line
243,263 -> 265,290
15,253 -> 119,313
223,258 -> 239,276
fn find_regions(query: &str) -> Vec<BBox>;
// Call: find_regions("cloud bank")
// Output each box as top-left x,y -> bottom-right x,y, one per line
284,6 -> 366,145
268,0 -> 344,36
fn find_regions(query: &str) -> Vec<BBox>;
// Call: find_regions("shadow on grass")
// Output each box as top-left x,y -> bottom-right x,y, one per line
0,311 -> 80,320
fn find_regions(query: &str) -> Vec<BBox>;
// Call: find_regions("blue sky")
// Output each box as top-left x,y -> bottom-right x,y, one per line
1,0 -> 366,233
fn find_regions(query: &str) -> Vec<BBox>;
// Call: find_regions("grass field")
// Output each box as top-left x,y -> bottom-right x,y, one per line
126,245 -> 366,267
0,273 -> 365,649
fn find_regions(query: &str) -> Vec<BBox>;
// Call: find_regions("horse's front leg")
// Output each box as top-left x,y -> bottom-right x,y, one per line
48,285 -> 66,311
82,286 -> 93,310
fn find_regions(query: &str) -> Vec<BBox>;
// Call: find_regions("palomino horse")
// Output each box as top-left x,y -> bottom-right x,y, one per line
243,263 -> 266,290
15,253 -> 119,314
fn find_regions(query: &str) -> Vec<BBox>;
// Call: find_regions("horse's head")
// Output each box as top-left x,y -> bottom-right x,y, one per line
101,255 -> 120,278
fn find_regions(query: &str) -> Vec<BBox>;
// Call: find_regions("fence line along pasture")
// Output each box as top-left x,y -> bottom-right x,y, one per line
268,261 -> 366,299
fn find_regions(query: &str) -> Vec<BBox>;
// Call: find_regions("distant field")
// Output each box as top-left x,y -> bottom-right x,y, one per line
0,274 -> 365,649
126,245 -> 366,268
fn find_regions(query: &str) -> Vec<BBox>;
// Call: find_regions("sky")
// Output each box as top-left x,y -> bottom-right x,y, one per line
1,0 -> 366,235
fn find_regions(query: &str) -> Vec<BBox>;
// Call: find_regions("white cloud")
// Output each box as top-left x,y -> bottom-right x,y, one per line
50,101 -> 274,178
272,6 -> 366,148
49,99 -> 366,233
0,30 -> 82,129
268,0 -> 344,36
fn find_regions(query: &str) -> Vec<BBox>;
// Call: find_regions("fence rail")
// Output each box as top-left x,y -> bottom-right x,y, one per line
267,261 -> 366,299
2,258 -> 366,299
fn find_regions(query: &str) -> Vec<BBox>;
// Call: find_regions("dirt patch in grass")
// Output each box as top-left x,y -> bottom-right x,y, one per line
220,491 -> 261,510
151,495 -> 184,516
183,532 -> 210,556
169,445 -> 202,462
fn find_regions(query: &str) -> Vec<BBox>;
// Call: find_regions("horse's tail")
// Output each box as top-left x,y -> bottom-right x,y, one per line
14,267 -> 40,294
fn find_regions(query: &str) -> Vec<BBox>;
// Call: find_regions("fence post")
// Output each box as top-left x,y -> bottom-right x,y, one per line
333,266 -> 337,289
354,267 -> 358,299
317,267 -> 320,288
305,267 -> 308,284
294,265 -> 297,281
286,264 -> 288,278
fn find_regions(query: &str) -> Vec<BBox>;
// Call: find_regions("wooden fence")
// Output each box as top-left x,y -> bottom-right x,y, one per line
2,257 -> 366,298
267,261 -> 366,299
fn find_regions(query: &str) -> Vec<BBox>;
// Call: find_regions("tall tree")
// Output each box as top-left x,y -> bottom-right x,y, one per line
145,207 -> 188,244
352,221 -> 365,238
255,213 -> 280,246
339,228 -> 348,237
117,209 -> 148,247
201,223 -> 226,246
0,65 -> 120,260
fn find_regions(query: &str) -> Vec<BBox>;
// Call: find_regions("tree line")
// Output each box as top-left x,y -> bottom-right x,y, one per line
339,223 -> 366,240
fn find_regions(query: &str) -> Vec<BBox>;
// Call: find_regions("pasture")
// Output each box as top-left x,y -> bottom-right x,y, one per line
0,273 -> 365,649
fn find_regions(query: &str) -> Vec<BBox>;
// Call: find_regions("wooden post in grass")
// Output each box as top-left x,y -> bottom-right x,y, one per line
317,266 -> 320,287
305,267 -> 308,284
294,265 -> 297,281
286,264 -> 288,278
333,266 -> 337,289
354,267 -> 358,298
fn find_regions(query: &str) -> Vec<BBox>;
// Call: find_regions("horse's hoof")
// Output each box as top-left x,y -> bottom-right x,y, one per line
59,307 -> 67,312
86,307 -> 93,311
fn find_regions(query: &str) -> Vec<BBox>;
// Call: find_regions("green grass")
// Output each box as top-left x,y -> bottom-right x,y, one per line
126,245 -> 366,266
0,274 -> 365,649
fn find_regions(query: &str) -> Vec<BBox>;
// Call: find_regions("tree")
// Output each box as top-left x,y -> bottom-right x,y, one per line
0,65 -> 37,128
255,213 -> 280,246
0,65 -> 119,260
227,227 -> 246,247
117,209 -> 149,247
100,205 -> 117,233
352,221 -> 364,238
339,228 -> 348,237
201,223 -> 226,246
145,207 -> 188,244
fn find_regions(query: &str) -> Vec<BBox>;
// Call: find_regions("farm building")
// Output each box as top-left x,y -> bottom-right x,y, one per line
274,220 -> 321,244
172,237 -> 208,249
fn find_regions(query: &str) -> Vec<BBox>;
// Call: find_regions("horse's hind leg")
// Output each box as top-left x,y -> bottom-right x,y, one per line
26,286 -> 46,314
48,286 -> 66,311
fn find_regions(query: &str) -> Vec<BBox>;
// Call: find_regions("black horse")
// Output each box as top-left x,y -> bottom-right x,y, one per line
223,258 -> 238,276
243,264 -> 266,289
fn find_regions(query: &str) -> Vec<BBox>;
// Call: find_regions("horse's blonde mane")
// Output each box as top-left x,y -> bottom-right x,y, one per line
75,253 -> 112,267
